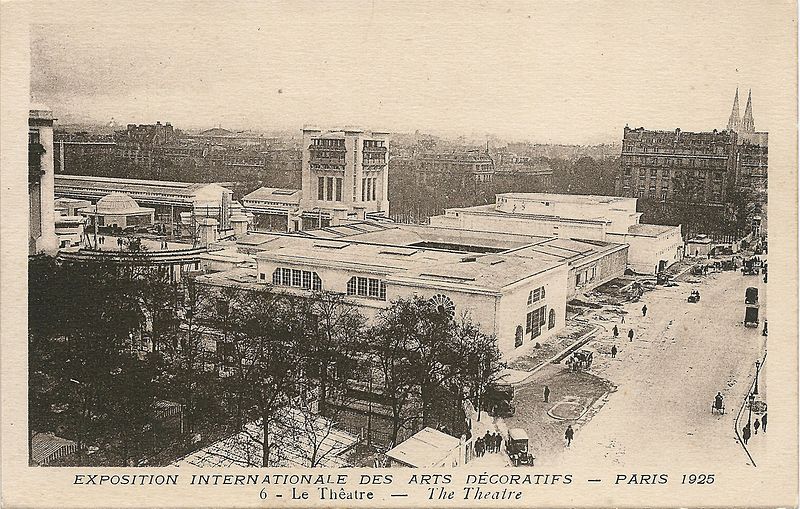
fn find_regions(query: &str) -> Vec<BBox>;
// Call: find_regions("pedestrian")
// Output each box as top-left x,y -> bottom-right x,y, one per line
642,304 -> 648,317
754,418 -> 760,434
565,425 -> 574,447
621,314 -> 625,324
761,413 -> 767,433
742,424 -> 751,445
490,432 -> 498,453
484,431 -> 492,452
628,329 -> 634,342
544,385 -> 550,403
475,437 -> 484,457
611,345 -> 617,358
714,392 -> 724,412
613,325 -> 619,338
496,433 -> 503,454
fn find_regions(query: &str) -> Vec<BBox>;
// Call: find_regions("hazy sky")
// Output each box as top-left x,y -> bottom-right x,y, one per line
30,1 -> 793,144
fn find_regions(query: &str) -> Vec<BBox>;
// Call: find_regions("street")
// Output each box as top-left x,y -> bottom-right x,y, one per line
510,267 -> 767,470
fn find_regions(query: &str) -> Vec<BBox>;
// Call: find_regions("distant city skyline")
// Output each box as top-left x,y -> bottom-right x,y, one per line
30,1 -> 783,145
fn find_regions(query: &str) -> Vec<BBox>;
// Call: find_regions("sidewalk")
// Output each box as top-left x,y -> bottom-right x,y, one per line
735,351 -> 768,466
500,324 -> 600,386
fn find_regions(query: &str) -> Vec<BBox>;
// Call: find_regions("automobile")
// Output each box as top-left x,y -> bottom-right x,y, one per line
506,428 -> 534,467
688,289 -> 700,303
745,287 -> 759,305
485,383 -> 516,417
744,305 -> 759,327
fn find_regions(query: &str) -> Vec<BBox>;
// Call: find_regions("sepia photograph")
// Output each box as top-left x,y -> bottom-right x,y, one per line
2,1 -> 797,507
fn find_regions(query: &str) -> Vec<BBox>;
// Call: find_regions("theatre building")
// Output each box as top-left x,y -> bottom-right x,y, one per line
195,223 -> 627,357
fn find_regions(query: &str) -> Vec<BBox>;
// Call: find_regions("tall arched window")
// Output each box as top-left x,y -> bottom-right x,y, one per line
515,326 -> 524,347
548,309 -> 556,330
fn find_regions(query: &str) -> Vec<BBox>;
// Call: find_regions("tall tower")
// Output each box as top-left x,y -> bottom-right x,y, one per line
299,127 -> 389,229
28,105 -> 58,255
727,88 -> 741,132
740,89 -> 755,134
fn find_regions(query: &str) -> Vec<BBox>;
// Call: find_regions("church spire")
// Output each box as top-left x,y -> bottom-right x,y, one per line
741,89 -> 755,133
727,88 -> 741,132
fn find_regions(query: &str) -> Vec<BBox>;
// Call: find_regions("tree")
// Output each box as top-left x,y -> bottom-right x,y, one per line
724,185 -> 757,237
371,312 -> 419,446
371,296 -> 502,442
449,315 -> 505,421
222,288 -> 305,467
300,292 -> 367,412
152,276 -> 223,435
28,257 -> 173,465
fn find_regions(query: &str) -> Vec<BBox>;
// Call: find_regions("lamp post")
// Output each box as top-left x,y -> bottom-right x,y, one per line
754,360 -> 761,395
748,393 -> 755,426
366,359 -> 373,448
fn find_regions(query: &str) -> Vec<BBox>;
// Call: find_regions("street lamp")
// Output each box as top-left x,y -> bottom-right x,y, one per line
748,393 -> 755,425
754,360 -> 761,395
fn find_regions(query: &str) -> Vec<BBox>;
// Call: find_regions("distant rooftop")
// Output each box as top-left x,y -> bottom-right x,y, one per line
242,187 -> 302,205
497,192 -> 635,205
624,224 -> 678,237
30,104 -> 54,121
55,174 -> 230,199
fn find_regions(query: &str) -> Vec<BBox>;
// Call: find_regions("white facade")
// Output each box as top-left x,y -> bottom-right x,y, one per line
430,193 -> 682,275
199,227 -> 616,358
298,128 -> 390,228
54,215 -> 85,249
607,224 -> 684,275
494,193 -> 641,234
431,206 -> 610,241
241,187 -> 301,232
29,106 -> 58,255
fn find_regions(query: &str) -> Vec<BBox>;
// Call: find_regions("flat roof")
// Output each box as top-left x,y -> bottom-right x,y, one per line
624,224 -> 679,237
55,175 -> 230,199
386,428 -> 460,468
175,409 -> 357,468
242,187 -> 302,204
247,226 -> 627,292
440,205 -> 613,225
497,192 -> 636,205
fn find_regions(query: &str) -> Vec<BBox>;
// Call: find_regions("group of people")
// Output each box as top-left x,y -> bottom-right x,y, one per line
741,413 -> 767,445
474,430 -> 503,457
611,315 -> 638,343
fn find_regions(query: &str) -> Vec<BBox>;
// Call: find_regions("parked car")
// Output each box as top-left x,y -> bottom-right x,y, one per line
506,428 -> 534,467
744,305 -> 759,327
745,287 -> 759,305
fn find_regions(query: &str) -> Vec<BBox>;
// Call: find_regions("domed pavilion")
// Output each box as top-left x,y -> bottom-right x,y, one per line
79,192 -> 155,229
